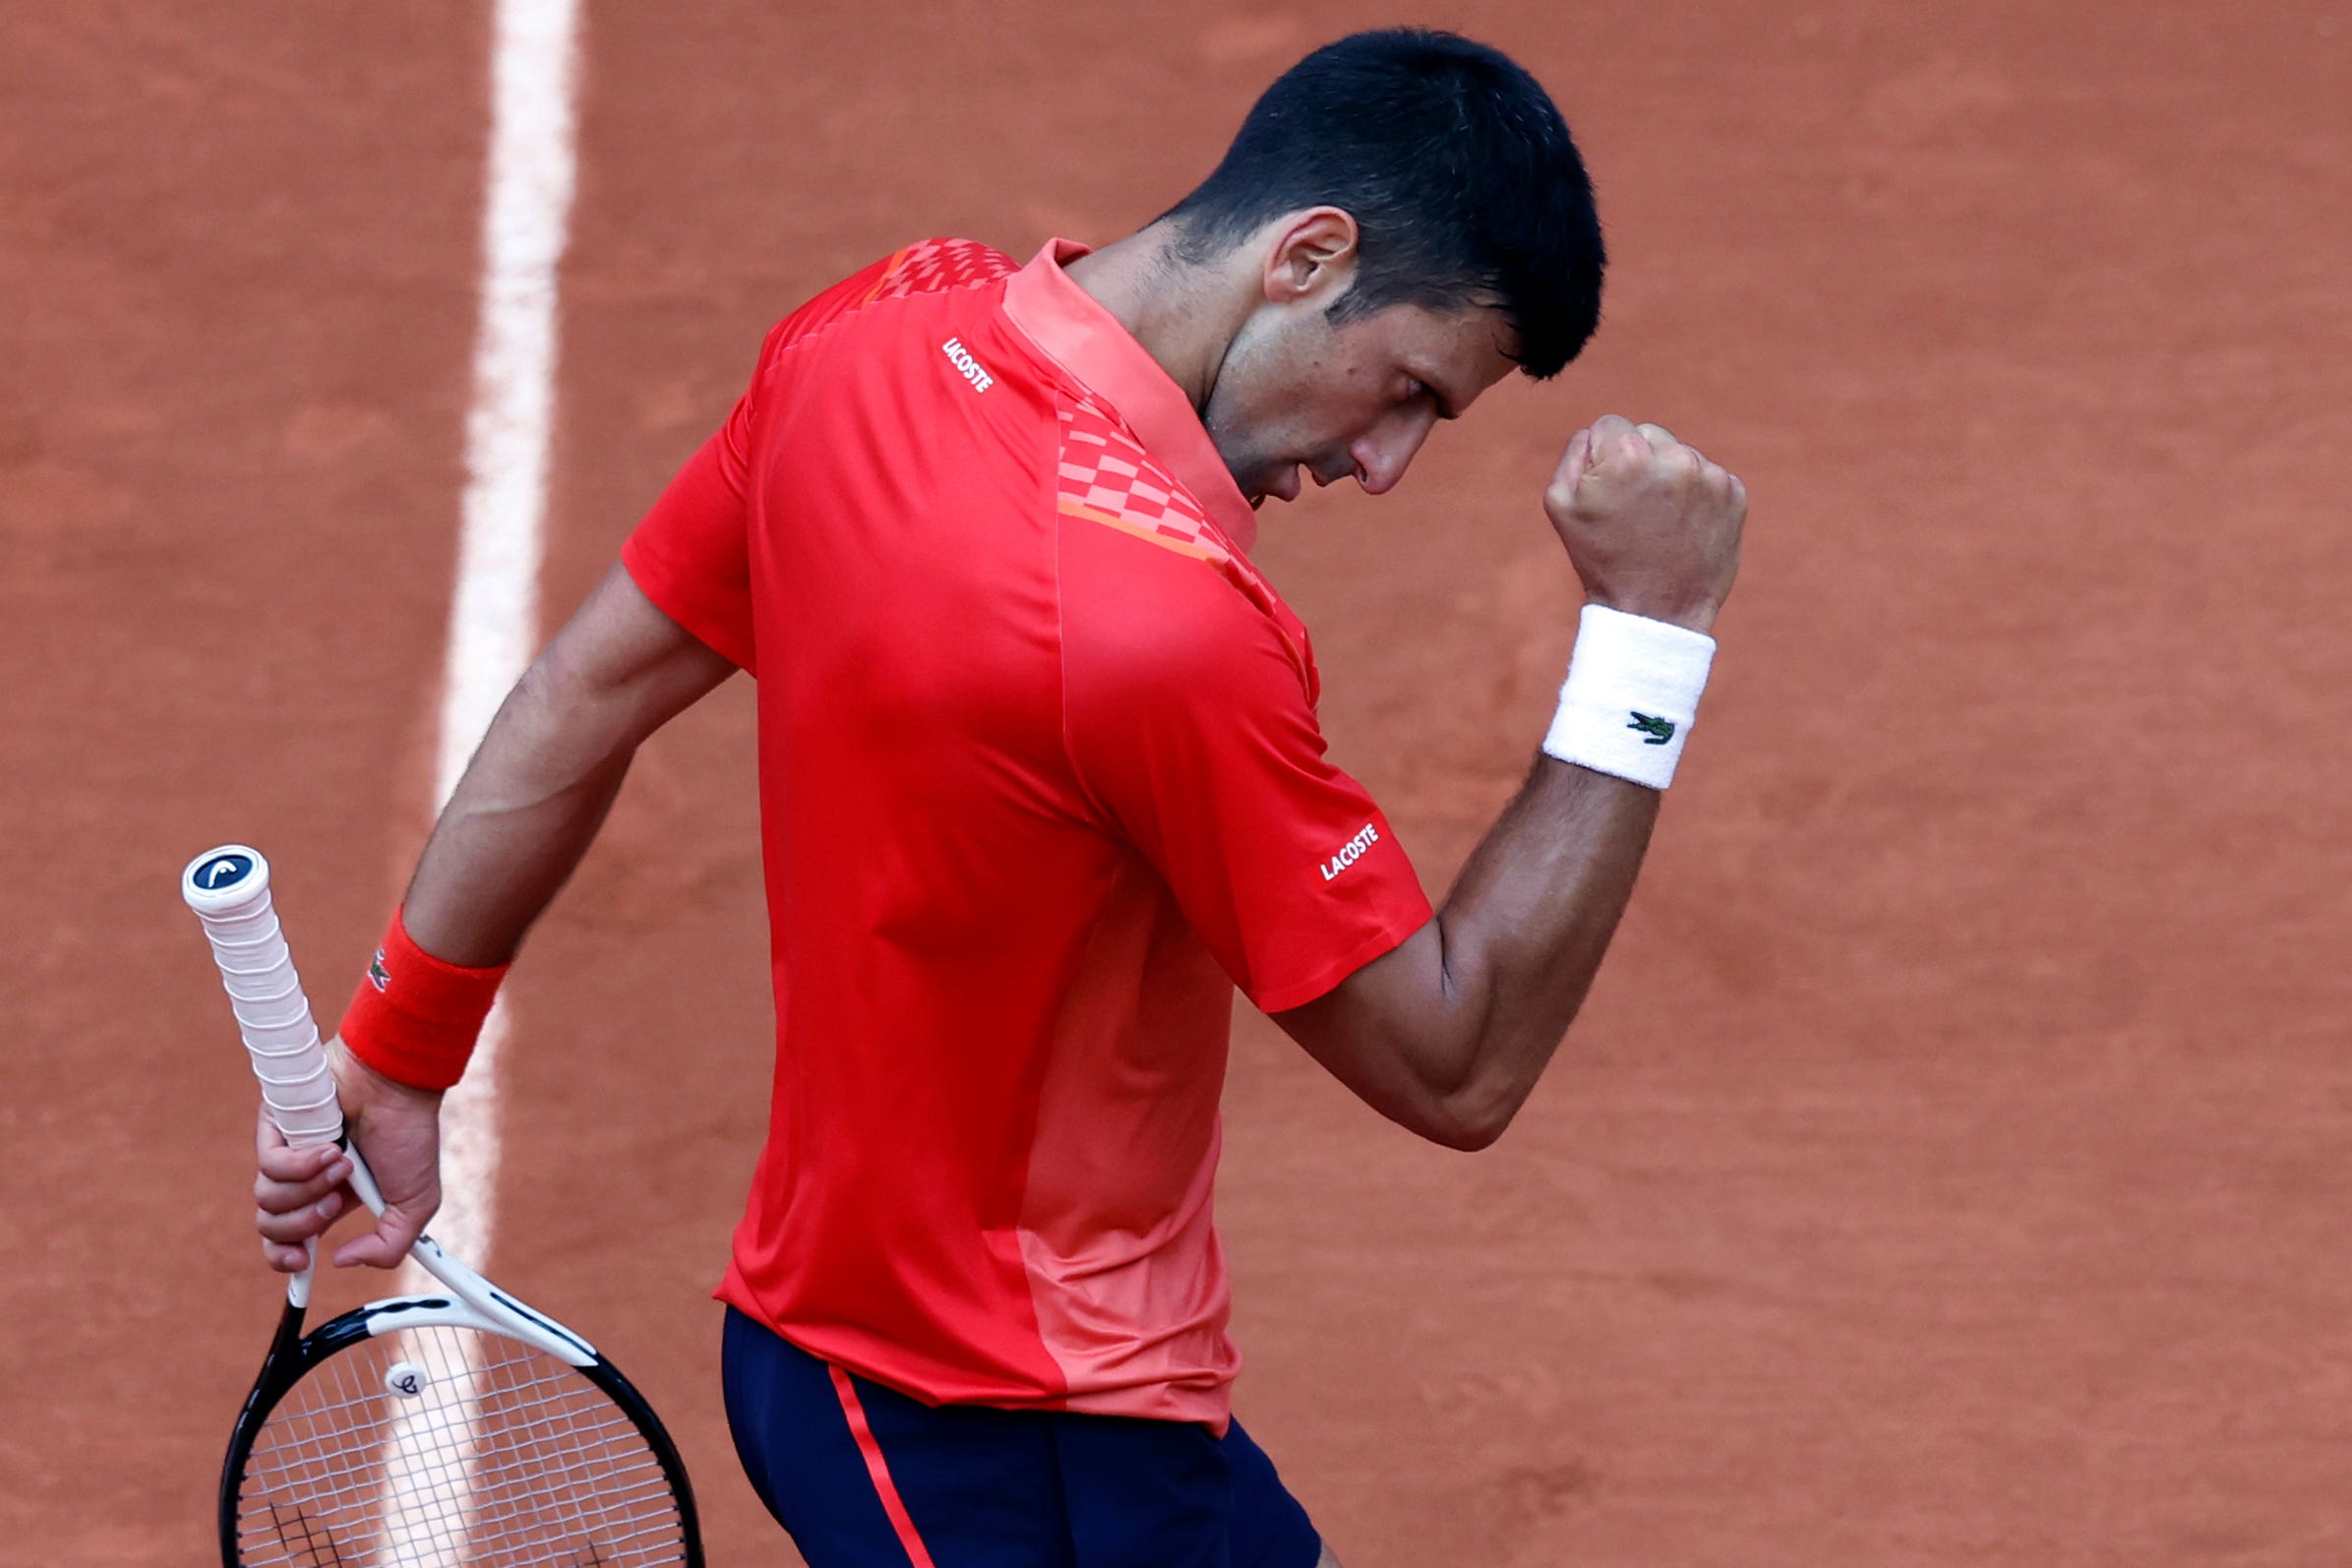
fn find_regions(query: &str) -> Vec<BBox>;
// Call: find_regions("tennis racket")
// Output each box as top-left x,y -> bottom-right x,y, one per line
184,845 -> 704,1568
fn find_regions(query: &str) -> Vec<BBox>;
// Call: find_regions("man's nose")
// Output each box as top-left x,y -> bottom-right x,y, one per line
1351,411 -> 1436,496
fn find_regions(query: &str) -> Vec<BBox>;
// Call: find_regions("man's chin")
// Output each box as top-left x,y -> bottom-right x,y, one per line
1222,453 -> 1287,511
1243,466 -> 1303,509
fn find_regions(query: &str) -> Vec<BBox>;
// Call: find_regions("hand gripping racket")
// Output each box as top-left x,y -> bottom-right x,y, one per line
183,846 -> 704,1568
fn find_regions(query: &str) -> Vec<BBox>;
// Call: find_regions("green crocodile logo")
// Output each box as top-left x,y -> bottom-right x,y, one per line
367,947 -> 391,992
1627,712 -> 1676,746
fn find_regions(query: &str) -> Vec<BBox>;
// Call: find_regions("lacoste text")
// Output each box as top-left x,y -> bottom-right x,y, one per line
1320,823 -> 1381,881
942,337 -> 995,392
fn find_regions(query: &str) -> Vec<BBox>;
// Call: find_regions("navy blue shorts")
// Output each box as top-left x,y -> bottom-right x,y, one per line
721,1306 -> 1323,1567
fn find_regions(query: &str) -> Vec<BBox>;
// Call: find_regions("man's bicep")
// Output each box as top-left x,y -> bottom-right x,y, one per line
1269,918 -> 1487,1148
536,564 -> 737,745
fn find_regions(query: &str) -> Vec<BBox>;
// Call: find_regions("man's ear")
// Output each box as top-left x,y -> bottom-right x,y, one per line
1257,207 -> 1359,306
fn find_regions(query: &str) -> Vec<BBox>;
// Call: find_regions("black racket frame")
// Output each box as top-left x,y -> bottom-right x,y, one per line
218,1293 -> 705,1567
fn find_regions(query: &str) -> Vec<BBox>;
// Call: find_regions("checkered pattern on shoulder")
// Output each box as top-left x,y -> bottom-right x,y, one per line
774,239 -> 1016,368
1055,391 -> 1317,700
867,237 -> 1016,303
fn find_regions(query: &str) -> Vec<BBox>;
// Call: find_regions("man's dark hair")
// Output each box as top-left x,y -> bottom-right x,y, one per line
1161,29 -> 1604,380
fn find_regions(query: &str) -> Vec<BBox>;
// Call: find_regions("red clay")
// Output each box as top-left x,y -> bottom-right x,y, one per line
6,3 -> 2348,1564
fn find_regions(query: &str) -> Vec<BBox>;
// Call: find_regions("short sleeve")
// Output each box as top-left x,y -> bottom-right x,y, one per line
620,251 -> 908,676
620,330 -> 775,674
1060,522 -> 1432,1013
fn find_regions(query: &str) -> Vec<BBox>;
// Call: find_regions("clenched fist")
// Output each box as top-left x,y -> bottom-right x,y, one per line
1544,415 -> 1746,634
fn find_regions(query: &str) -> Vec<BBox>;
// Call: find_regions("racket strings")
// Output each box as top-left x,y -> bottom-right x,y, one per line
234,1324 -> 685,1567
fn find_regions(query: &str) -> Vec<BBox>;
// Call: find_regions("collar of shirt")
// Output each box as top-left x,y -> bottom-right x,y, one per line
1001,238 -> 1258,557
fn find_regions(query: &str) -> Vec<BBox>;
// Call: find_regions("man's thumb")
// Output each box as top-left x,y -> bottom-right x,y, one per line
333,1201 -> 432,1269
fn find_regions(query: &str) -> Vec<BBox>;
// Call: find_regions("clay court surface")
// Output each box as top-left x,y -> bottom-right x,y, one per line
5,2 -> 2348,1562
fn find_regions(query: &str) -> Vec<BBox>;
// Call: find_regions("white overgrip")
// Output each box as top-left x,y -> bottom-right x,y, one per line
180,845 -> 343,1148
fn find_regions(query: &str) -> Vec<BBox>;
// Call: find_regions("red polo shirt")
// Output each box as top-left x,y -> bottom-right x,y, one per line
622,237 -> 1431,1427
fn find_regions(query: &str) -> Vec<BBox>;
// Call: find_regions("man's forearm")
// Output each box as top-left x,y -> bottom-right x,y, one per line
1417,756 -> 1661,1134
400,664 -> 637,966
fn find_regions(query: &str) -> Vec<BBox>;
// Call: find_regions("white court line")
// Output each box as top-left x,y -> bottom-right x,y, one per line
415,0 -> 581,1287
378,0 -> 580,1555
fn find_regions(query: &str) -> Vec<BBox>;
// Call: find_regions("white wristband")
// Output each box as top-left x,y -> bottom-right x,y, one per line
1540,604 -> 1718,790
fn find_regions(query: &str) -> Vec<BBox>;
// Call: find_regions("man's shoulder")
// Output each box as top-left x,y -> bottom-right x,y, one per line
764,237 -> 1019,360
859,237 -> 1018,302
1056,438 -> 1318,720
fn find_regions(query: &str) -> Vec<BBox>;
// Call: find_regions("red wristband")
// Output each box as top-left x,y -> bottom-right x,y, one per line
338,906 -> 509,1091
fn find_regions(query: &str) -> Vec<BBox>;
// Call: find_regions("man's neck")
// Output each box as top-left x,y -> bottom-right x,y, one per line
1062,224 -> 1248,417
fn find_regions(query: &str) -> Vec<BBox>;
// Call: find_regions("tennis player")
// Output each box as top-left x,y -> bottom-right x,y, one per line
255,29 -> 1744,1566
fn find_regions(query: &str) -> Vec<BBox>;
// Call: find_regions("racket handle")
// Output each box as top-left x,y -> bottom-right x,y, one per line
181,846 -> 344,1147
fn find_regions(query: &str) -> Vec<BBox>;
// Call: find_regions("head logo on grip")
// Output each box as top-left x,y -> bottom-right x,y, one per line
198,853 -> 255,891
